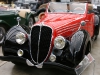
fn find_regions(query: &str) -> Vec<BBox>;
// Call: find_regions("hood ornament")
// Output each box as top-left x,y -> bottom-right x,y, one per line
17,17 -> 21,26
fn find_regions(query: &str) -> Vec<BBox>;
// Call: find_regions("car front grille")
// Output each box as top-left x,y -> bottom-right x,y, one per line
31,25 -> 52,64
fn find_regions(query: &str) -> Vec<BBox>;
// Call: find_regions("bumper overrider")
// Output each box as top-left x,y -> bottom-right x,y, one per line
0,25 -> 95,75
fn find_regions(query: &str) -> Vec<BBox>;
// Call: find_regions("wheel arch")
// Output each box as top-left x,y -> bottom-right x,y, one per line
0,20 -> 11,31
69,30 -> 91,65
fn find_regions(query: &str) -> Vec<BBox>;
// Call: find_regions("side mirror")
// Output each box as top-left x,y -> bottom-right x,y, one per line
81,21 -> 86,26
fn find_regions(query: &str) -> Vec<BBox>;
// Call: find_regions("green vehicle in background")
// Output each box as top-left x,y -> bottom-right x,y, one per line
0,7 -> 35,44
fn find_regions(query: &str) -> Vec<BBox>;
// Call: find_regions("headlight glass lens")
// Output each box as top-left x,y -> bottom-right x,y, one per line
54,36 -> 66,49
16,32 -> 26,44
49,54 -> 56,62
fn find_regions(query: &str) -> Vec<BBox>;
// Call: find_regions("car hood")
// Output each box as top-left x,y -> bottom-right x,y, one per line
35,13 -> 85,37
38,13 -> 84,28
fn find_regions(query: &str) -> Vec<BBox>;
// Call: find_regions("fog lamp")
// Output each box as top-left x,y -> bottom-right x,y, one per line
17,49 -> 24,57
49,54 -> 56,62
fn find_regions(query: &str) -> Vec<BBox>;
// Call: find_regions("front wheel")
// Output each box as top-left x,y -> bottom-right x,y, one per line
94,15 -> 100,41
85,42 -> 91,55
0,27 -> 6,45
94,35 -> 98,40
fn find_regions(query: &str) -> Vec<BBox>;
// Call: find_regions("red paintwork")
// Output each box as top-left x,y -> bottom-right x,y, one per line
35,2 -> 95,49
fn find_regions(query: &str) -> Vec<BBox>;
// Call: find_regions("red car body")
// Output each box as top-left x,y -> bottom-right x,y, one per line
0,2 -> 99,75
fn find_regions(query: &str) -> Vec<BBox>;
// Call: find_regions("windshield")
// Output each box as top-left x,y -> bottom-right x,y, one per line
48,2 -> 86,14
24,0 -> 30,3
92,0 -> 100,5
18,0 -> 23,2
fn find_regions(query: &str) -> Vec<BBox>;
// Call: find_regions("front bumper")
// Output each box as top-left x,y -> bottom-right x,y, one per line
0,55 -> 76,75
0,53 -> 95,75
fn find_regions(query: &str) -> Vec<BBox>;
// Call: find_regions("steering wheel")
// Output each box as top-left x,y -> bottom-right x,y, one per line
74,7 -> 84,11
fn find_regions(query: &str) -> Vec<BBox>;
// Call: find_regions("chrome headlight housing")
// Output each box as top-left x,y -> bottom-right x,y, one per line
54,36 -> 66,49
16,32 -> 26,45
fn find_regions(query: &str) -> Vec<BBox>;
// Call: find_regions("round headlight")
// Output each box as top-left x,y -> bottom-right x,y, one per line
16,32 -> 26,44
54,36 -> 66,49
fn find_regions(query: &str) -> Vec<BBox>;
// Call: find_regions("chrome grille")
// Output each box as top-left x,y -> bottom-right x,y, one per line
31,25 -> 52,63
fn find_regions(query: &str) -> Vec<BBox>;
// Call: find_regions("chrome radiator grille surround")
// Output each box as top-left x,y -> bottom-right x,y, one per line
31,25 -> 52,63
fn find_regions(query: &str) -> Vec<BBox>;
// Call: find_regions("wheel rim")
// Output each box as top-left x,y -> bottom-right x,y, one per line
29,18 -> 33,28
0,27 -> 5,44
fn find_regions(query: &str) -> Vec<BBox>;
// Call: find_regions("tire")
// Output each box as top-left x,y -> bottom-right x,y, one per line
94,15 -> 99,41
94,29 -> 99,41
28,17 -> 34,28
94,35 -> 98,41
85,42 -> 91,55
0,26 -> 6,45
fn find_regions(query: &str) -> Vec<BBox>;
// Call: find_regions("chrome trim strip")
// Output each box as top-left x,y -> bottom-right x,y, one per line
37,25 -> 42,64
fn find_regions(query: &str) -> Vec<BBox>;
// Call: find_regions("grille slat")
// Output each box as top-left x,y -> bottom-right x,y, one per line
31,26 -> 40,62
31,26 -> 52,63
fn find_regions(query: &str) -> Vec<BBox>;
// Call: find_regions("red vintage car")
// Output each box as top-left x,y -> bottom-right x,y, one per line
0,2 -> 99,75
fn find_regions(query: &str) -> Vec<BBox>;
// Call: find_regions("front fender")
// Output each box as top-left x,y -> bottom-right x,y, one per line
2,25 -> 30,59
0,20 -> 10,27
3,25 -> 29,44
69,30 -> 91,65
